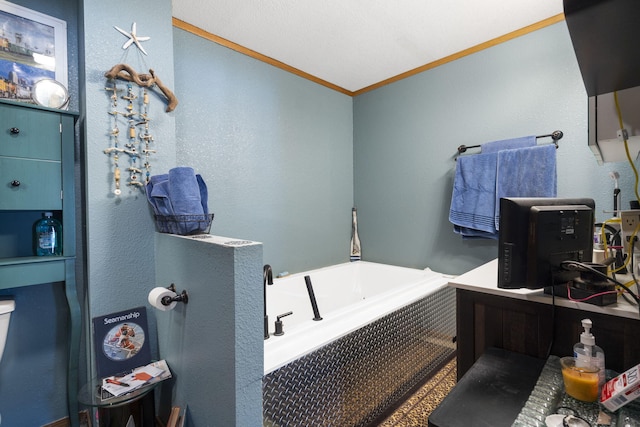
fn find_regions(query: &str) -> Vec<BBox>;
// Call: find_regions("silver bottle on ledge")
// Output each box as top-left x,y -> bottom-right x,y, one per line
350,207 -> 361,262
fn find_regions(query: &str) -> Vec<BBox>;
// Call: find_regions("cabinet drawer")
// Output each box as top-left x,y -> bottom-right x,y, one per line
0,104 -> 61,161
0,157 -> 61,209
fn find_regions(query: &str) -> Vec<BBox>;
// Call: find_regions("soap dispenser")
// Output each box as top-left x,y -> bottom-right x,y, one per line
33,212 -> 62,256
574,318 -> 605,390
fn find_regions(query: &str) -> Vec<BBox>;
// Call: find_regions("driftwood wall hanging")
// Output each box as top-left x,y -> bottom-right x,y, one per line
103,63 -> 179,195
104,64 -> 178,113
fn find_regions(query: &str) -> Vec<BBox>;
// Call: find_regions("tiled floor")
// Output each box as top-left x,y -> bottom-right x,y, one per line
378,358 -> 457,427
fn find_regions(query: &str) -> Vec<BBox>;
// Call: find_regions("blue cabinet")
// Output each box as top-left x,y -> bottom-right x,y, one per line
0,99 -> 80,426
0,99 -> 76,282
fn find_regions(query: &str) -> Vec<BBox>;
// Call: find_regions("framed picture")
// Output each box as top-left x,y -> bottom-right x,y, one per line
0,0 -> 67,104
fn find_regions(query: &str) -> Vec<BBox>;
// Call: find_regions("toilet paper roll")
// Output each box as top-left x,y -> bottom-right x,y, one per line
148,287 -> 177,311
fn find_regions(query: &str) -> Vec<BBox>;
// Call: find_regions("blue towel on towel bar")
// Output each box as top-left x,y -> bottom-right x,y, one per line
449,135 -> 541,239
481,135 -> 536,153
449,151 -> 500,238
494,144 -> 557,230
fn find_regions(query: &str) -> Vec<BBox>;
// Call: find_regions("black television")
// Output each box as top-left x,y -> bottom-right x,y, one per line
498,197 -> 595,289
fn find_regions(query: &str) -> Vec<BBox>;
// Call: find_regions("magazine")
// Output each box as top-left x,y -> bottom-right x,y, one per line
92,306 -> 151,378
101,360 -> 172,398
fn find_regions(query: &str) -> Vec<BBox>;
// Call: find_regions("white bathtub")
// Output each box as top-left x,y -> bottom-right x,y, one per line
264,261 -> 452,375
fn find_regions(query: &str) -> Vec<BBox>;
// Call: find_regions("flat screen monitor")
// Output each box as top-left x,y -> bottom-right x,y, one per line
498,197 -> 595,289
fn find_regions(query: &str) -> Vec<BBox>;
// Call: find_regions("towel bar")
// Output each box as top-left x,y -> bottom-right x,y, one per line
456,130 -> 563,156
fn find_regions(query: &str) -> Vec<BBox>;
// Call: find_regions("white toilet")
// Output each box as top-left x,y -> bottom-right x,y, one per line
0,300 -> 15,363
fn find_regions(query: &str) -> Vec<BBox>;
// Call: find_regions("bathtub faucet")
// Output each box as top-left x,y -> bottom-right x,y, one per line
264,264 -> 274,340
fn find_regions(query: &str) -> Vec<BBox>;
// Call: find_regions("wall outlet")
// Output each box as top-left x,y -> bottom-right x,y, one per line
620,210 -> 640,253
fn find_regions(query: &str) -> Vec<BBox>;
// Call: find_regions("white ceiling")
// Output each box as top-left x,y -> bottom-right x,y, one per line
171,1 -> 564,93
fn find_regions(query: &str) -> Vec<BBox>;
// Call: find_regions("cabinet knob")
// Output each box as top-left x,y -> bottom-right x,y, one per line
10,180 -> 20,187
9,127 -> 20,135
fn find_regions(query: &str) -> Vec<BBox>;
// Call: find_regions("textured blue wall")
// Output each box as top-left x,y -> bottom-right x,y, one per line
173,28 -> 354,276
80,0 -> 176,374
155,234 -> 262,426
353,22 -> 636,276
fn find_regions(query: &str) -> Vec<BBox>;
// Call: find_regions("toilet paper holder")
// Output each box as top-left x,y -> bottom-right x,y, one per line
163,283 -> 189,306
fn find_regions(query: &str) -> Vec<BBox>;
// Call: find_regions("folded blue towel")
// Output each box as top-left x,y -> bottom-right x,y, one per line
146,174 -> 173,216
449,136 -> 546,239
196,174 -> 209,216
168,167 -> 207,235
169,167 -> 204,216
145,168 -> 210,235
494,144 -> 557,229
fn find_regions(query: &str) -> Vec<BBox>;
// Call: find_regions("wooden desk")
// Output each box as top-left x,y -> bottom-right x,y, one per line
449,259 -> 640,379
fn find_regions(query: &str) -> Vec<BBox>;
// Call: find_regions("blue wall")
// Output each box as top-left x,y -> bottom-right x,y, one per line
353,22 -> 636,275
173,28 -> 354,276
155,234 -> 262,425
80,0 -> 176,377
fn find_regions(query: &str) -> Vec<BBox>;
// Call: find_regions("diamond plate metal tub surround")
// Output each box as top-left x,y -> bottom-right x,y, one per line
263,262 -> 456,427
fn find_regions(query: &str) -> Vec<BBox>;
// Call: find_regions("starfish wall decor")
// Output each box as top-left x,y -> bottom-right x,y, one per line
114,22 -> 150,55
